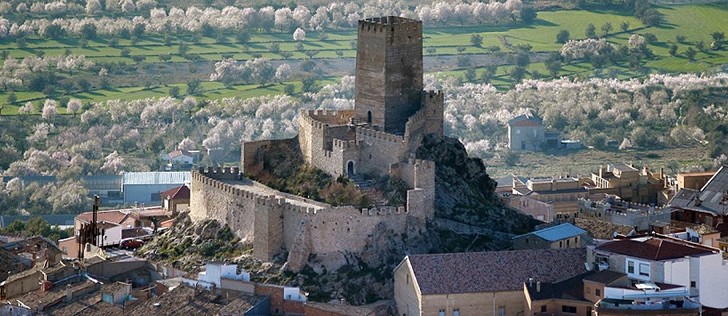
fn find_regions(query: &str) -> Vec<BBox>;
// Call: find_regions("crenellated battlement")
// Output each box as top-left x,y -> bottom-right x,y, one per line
194,170 -> 268,202
196,166 -> 241,180
422,90 -> 444,99
404,107 -> 428,136
408,158 -> 435,170
305,109 -> 354,125
300,111 -> 328,130
355,126 -> 404,144
332,139 -> 361,150
360,206 -> 408,216
358,16 -> 420,34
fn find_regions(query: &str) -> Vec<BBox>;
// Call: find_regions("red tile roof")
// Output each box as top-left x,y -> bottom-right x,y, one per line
136,206 -> 170,218
159,185 -> 190,200
595,236 -> 717,261
168,149 -> 194,159
406,248 -> 587,295
76,210 -> 130,225
159,219 -> 174,228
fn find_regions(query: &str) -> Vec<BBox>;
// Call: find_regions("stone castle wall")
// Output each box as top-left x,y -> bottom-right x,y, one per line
421,90 -> 445,138
190,168 -> 257,242
189,167 -> 433,271
355,126 -> 405,175
298,110 -> 361,178
241,139 -> 297,176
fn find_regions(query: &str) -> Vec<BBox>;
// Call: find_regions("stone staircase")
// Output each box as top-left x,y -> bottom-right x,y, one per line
349,175 -> 393,206
349,175 -> 374,191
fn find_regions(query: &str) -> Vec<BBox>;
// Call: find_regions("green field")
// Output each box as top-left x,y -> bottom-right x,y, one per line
1,4 -> 727,111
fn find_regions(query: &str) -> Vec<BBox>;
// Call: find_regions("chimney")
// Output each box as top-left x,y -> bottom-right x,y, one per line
65,285 -> 72,302
599,166 -> 603,178
528,278 -> 534,287
536,281 -> 541,292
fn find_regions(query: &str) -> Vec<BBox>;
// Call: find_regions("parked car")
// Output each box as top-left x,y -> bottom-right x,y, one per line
120,239 -> 144,249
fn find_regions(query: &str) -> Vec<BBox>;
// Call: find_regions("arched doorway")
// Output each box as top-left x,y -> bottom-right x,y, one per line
367,111 -> 372,124
347,161 -> 355,177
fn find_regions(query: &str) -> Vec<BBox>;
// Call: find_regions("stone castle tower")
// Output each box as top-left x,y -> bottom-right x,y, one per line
355,16 -> 424,135
191,17 -> 444,271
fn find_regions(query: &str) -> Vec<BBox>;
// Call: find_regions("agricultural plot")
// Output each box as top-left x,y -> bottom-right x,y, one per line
1,4 -> 727,114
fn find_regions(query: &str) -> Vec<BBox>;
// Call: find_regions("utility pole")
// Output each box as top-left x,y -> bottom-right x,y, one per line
77,196 -> 102,259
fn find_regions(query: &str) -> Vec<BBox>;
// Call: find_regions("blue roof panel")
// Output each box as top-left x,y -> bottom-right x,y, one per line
531,223 -> 587,242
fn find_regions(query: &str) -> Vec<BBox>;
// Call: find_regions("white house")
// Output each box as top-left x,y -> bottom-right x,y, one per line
160,149 -> 200,170
589,234 -> 728,309
197,262 -> 250,289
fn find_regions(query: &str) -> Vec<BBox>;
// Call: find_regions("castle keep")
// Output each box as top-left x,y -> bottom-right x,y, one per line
190,17 -> 444,271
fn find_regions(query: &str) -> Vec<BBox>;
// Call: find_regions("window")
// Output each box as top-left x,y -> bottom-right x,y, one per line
627,261 -> 635,274
567,239 -> 570,247
639,263 -> 649,277
453,308 -> 460,316
586,306 -> 592,316
541,305 -> 547,312
562,305 -> 577,313
406,274 -> 409,284
438,310 -> 445,316
498,306 -> 505,316
691,281 -> 696,288
596,289 -> 601,297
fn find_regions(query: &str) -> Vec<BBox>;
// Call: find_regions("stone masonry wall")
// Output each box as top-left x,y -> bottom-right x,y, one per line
189,167 -> 434,271
189,168 -> 258,242
356,126 -> 405,175
241,139 -> 296,176
355,17 -> 423,134
422,90 -> 444,138
299,110 -> 362,178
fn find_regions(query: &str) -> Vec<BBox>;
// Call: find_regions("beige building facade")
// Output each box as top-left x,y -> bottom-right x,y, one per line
394,249 -> 587,316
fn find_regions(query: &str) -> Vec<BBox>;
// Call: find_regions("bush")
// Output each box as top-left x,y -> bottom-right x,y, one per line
643,33 -> 658,44
470,34 -> 483,47
556,29 -> 570,44
502,149 -> 520,166
169,86 -> 180,98
120,48 -> 131,57
585,23 -> 597,39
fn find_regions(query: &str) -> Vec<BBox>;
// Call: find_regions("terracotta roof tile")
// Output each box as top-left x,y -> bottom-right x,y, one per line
159,185 -> 190,200
407,248 -> 587,295
595,236 -> 717,261
76,210 -> 130,225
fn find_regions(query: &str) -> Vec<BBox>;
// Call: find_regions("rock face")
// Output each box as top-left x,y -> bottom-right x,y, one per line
138,212 -> 246,272
417,134 -> 536,234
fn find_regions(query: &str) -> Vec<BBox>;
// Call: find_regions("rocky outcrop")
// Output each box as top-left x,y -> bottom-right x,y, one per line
417,134 -> 537,234
138,212 -> 246,272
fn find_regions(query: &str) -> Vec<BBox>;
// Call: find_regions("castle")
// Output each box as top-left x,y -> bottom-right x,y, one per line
190,16 -> 445,272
